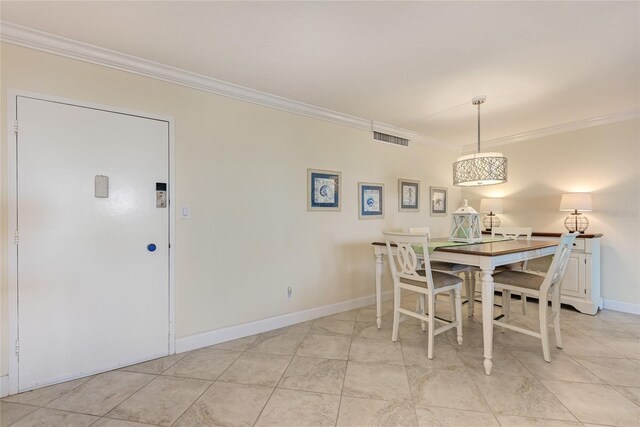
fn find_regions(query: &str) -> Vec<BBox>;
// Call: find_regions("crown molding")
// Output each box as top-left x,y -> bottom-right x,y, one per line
462,108 -> 640,153
0,21 -> 458,152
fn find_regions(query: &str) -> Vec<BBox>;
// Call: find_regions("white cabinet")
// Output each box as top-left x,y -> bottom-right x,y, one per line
530,233 -> 602,315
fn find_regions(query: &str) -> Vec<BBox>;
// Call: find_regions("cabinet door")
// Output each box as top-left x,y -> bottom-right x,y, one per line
560,253 -> 585,298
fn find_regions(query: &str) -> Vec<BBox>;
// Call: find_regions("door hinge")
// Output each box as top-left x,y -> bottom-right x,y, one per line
13,120 -> 18,134
15,339 -> 20,355
14,230 -> 19,246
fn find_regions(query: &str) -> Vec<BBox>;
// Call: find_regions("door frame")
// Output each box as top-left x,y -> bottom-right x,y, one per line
5,89 -> 176,394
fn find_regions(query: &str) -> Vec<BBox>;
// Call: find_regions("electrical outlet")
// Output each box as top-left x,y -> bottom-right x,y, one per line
287,286 -> 292,299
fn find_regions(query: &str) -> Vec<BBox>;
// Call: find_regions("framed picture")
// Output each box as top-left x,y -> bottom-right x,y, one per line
307,169 -> 341,211
430,186 -> 448,216
398,179 -> 419,212
358,182 -> 384,219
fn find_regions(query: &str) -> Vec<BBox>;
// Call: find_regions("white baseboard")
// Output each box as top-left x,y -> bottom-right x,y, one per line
176,291 -> 393,353
602,299 -> 640,315
1,375 -> 8,398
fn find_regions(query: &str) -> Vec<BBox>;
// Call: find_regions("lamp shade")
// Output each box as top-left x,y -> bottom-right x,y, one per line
560,193 -> 592,212
479,198 -> 503,214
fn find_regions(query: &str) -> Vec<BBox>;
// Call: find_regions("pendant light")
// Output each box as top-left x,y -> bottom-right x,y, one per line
453,96 -> 507,186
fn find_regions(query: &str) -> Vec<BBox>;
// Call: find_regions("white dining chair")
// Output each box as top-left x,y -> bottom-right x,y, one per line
408,227 -> 475,316
384,231 -> 463,359
492,226 -> 533,314
492,232 -> 579,362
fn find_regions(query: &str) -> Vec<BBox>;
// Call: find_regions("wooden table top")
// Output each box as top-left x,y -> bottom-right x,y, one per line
372,238 -> 558,257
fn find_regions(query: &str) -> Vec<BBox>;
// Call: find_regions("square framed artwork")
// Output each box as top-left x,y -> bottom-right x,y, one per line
430,186 -> 448,216
358,182 -> 384,219
398,179 -> 419,212
307,169 -> 341,211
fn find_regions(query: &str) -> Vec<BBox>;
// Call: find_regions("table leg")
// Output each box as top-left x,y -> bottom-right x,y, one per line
375,252 -> 383,328
481,268 -> 495,375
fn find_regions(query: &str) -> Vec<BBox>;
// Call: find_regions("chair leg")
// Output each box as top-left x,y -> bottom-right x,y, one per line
539,295 -> 551,362
521,294 -> 528,315
466,270 -> 476,317
392,285 -> 401,342
419,294 -> 426,332
502,290 -> 511,332
427,293 -> 435,360
455,287 -> 463,345
552,286 -> 563,348
449,289 -> 456,320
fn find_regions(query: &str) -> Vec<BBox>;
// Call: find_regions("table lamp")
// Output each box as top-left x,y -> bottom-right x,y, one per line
560,193 -> 592,233
480,198 -> 503,232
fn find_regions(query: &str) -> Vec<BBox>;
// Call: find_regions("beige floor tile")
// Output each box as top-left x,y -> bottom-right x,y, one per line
471,373 -> 576,421
121,353 -> 188,375
296,334 -> 351,360
279,321 -> 314,336
415,406 -> 499,427
0,402 -> 38,427
613,386 -> 640,406
218,352 -> 291,387
455,347 -> 532,378
254,388 -> 340,427
401,340 -> 464,369
353,320 -> 394,340
349,337 -> 404,365
247,331 -> 306,355
106,376 -> 210,426
174,381 -> 272,427
542,380 -> 640,427
163,348 -> 240,380
310,319 -> 355,336
337,396 -> 417,427
343,362 -> 411,402
278,356 -> 346,395
596,310 -> 640,325
208,335 -> 258,351
407,366 -> 488,412
559,329 -> 625,358
592,336 -> 640,359
613,322 -> 640,337
356,307 -> 391,322
495,415 -> 583,426
511,350 -> 604,383
93,419 -> 155,427
46,371 -> 155,416
565,317 -> 638,339
573,355 -> 640,387
2,377 -> 90,407
11,408 -> 98,427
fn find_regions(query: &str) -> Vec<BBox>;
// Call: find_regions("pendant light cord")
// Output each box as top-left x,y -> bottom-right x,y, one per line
477,101 -> 481,153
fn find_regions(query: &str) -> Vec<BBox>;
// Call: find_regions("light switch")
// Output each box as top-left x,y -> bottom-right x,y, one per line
95,175 -> 109,198
181,206 -> 191,219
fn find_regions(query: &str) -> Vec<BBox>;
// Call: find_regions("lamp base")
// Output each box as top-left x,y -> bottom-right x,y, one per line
564,213 -> 589,233
483,214 -> 501,231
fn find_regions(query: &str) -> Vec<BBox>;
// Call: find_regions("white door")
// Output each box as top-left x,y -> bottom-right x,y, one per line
16,96 -> 170,391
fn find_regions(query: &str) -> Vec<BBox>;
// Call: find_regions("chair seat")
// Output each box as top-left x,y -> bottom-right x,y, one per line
430,261 -> 469,273
402,269 -> 463,289
493,270 -> 545,291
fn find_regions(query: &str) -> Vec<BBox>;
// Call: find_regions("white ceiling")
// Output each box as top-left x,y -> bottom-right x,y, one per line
1,1 -> 638,147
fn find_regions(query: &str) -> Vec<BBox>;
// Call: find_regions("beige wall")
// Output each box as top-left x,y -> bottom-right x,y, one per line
0,43 -> 461,376
462,118 -> 640,307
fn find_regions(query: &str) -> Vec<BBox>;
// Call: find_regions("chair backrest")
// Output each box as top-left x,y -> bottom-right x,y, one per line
492,226 -> 532,241
383,231 -> 434,288
408,227 -> 432,239
492,227 -> 533,270
540,232 -> 580,294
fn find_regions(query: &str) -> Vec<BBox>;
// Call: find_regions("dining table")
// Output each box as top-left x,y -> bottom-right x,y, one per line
372,237 -> 558,375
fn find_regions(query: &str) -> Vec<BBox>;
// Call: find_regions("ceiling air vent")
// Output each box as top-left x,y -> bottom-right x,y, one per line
373,131 -> 410,147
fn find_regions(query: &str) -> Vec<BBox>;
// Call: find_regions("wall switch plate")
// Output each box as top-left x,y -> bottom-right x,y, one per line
181,206 -> 191,219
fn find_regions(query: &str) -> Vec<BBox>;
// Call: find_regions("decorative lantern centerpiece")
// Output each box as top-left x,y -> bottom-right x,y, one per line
449,199 -> 482,243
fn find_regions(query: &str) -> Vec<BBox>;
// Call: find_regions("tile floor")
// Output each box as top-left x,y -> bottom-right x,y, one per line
2,295 -> 640,427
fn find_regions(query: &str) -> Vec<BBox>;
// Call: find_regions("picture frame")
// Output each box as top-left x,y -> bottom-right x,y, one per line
430,186 -> 448,216
398,179 -> 420,212
307,168 -> 341,211
358,182 -> 384,219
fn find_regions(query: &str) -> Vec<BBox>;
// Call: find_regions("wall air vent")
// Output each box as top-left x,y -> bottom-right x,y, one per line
373,131 -> 410,147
